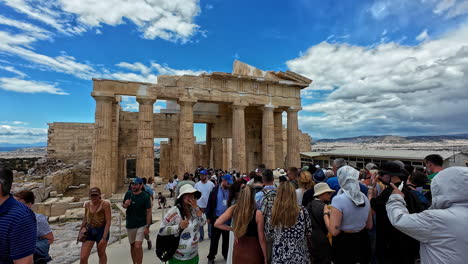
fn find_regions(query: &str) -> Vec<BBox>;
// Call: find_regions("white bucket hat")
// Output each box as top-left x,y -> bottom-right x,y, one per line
313,182 -> 335,197
177,184 -> 202,200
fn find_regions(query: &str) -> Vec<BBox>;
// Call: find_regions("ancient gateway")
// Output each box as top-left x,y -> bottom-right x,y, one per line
47,61 -> 312,195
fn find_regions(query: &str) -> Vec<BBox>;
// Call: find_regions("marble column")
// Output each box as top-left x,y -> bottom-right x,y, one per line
274,110 -> 284,169
90,94 -> 114,195
169,137 -> 178,178
111,97 -> 121,192
262,106 -> 275,169
136,97 -> 156,180
232,104 -> 247,173
206,123 -> 213,168
178,99 -> 196,177
212,138 -> 223,169
286,107 -> 301,168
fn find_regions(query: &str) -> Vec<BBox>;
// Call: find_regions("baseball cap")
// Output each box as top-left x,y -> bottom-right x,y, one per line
132,178 -> 143,184
379,162 -> 405,178
222,174 -> 233,184
89,187 -> 101,195
200,169 -> 208,175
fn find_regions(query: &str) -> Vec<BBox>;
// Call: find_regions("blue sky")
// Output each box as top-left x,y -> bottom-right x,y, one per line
1,0 -> 468,145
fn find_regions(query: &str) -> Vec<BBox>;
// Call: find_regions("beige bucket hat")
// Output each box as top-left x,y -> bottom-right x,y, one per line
177,184 -> 202,200
313,182 -> 335,196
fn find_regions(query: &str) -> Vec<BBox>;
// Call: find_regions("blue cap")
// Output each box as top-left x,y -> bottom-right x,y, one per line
222,174 -> 233,184
132,178 -> 143,184
200,169 -> 208,175
313,170 -> 326,183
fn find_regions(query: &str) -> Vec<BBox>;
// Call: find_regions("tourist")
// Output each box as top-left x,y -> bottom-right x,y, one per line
324,165 -> 373,264
296,170 -> 315,206
327,158 -> 369,198
175,173 -> 195,198
368,162 -> 424,264
287,167 -> 299,189
206,174 -> 233,264
215,186 -> 267,264
271,182 -> 312,264
225,180 -> 245,263
157,192 -> 167,209
172,175 -> 179,196
166,179 -> 174,199
141,177 -> 154,250
406,171 -> 430,209
159,184 -> 206,264
256,169 -> 277,263
122,178 -> 152,264
386,167 -> 468,263
194,169 -> 215,241
251,173 -> 264,194
301,168 -> 328,206
422,154 -> 444,202
305,183 -> 335,264
78,187 -> 112,264
14,190 -> 54,263
313,169 -> 326,183
0,167 -> 36,264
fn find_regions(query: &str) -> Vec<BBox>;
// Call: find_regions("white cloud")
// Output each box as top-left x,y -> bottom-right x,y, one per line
0,65 -> 26,77
287,24 -> 468,138
0,121 -> 28,125
416,29 -> 430,42
434,0 -> 468,18
120,96 -> 167,113
95,28 -> 102,34
0,124 -> 47,144
0,14 -> 51,40
0,77 -> 68,94
110,61 -> 205,83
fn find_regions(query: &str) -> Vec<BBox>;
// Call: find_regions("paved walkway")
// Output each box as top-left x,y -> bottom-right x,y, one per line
73,201 -> 226,264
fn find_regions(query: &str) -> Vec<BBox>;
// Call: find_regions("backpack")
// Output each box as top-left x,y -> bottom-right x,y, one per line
155,205 -> 185,262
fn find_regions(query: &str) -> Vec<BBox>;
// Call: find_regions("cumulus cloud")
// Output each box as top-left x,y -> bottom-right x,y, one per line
0,77 -> 68,94
1,0 -> 202,42
287,24 -> 468,139
434,0 -> 468,18
110,61 -> 205,83
416,29 -> 430,42
0,124 -> 47,144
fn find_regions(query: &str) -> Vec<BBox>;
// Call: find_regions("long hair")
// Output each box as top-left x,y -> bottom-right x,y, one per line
232,186 -> 255,238
298,170 -> 314,190
228,181 -> 243,207
271,182 -> 300,228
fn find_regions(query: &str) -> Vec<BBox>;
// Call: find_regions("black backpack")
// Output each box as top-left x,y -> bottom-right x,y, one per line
155,205 -> 185,262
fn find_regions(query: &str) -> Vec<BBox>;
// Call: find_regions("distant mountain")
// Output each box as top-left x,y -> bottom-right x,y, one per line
0,142 -> 46,148
315,134 -> 468,143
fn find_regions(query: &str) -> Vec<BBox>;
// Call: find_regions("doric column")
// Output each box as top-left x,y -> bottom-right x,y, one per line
232,104 -> 247,173
262,106 -> 275,169
206,124 -> 213,168
111,97 -> 121,192
286,107 -> 301,168
90,94 -> 114,195
178,99 -> 196,177
212,138 -> 223,169
136,97 -> 156,180
274,110 -> 284,169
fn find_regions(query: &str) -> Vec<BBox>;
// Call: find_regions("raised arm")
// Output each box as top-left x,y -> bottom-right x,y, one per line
214,206 -> 234,231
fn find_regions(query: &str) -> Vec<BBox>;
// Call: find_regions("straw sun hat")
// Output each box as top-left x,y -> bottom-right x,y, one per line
313,182 -> 335,196
177,184 -> 202,200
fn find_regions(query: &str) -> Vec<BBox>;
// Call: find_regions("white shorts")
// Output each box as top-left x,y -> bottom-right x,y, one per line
127,226 -> 146,244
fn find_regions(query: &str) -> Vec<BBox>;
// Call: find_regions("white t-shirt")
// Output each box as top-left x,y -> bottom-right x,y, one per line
194,180 -> 215,208
296,188 -> 305,205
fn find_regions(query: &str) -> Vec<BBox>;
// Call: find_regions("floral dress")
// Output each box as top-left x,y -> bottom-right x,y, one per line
272,207 -> 312,264
159,206 -> 206,262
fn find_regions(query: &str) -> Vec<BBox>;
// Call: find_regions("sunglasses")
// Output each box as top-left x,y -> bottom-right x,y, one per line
90,193 -> 100,197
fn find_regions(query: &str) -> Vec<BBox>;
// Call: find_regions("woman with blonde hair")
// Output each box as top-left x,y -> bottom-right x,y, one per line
271,182 -> 312,264
215,186 -> 267,264
296,170 -> 315,205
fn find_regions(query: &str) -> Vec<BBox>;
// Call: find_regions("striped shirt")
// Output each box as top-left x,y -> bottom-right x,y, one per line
0,196 -> 37,263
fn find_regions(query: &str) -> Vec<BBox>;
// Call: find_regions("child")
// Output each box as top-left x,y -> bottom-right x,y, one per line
157,192 -> 167,209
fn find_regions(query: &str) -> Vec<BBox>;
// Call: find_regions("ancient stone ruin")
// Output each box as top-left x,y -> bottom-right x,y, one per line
47,60 -> 313,195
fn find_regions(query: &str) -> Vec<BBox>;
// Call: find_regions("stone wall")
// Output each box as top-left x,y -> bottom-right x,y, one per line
47,122 -> 94,163
299,132 -> 312,152
0,157 -> 39,172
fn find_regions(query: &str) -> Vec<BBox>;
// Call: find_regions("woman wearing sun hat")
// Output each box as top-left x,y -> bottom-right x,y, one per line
306,183 -> 335,264
159,184 -> 206,264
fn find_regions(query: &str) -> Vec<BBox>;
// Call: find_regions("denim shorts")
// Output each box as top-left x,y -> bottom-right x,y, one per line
86,226 -> 109,242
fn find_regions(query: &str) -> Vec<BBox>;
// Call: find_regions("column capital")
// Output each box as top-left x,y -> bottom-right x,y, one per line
287,107 -> 302,113
231,103 -> 248,110
91,93 -> 115,102
136,96 -> 156,105
261,105 -> 275,111
178,98 -> 197,106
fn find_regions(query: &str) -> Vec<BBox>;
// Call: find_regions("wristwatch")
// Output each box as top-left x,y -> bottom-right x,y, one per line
323,212 -> 330,216
146,224 -> 151,228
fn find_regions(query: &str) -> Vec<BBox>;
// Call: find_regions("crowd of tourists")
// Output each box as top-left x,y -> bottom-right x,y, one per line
1,153 -> 467,264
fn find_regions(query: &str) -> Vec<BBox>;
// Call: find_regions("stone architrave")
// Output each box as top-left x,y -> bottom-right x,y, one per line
286,107 -> 301,168
261,106 -> 275,169
178,99 -> 196,178
136,97 -> 156,180
274,110 -> 284,169
90,94 -> 114,195
232,104 -> 247,173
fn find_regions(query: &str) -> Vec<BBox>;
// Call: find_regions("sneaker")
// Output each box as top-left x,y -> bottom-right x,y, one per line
147,240 -> 152,250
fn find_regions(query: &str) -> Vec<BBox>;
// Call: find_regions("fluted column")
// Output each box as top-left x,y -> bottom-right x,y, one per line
262,106 -> 275,169
286,107 -> 301,168
178,99 -> 196,177
136,97 -> 156,180
90,94 -> 114,195
274,110 -> 284,169
232,104 -> 247,173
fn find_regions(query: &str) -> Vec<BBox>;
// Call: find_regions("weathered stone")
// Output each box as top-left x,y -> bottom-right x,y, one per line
51,202 -> 70,216
64,208 -> 84,220
79,184 -> 86,188
48,216 -> 59,223
49,191 -> 58,197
